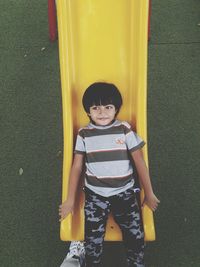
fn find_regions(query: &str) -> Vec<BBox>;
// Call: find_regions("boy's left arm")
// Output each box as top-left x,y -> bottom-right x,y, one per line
131,149 -> 160,211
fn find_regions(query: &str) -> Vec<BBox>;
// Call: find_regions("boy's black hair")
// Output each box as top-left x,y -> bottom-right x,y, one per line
82,82 -> 123,114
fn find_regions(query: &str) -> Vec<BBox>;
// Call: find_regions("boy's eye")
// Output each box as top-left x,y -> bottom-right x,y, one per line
105,105 -> 114,109
91,106 -> 98,110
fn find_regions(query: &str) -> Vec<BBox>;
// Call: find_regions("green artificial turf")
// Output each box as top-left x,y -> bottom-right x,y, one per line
0,0 -> 200,266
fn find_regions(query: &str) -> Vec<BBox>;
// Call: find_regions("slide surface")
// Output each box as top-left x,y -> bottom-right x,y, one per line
57,0 -> 155,241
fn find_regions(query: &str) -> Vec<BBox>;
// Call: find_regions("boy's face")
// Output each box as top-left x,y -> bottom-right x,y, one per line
88,104 -> 117,126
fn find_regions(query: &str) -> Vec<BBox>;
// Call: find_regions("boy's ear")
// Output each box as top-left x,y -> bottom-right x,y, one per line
115,109 -> 119,116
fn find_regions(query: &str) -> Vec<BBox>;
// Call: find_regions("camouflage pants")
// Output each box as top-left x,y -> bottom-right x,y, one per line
84,187 -> 145,267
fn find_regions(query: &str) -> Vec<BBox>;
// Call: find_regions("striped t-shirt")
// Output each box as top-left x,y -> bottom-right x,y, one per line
74,120 -> 145,197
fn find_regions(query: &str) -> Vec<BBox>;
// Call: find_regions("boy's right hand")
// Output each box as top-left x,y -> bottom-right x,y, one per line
142,192 -> 160,212
59,200 -> 74,222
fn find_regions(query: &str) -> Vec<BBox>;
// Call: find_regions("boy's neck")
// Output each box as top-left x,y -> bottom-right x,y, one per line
90,119 -> 117,128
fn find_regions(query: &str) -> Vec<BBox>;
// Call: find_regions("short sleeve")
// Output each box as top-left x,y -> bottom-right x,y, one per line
124,124 -> 145,152
74,134 -> 85,154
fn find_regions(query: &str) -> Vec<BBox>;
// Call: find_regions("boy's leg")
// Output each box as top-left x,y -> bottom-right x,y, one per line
84,188 -> 110,267
110,187 -> 145,267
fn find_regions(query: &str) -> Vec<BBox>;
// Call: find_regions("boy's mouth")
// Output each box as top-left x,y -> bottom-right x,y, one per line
97,117 -> 109,120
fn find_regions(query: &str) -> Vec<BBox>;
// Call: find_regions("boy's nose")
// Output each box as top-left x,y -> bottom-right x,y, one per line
99,106 -> 107,114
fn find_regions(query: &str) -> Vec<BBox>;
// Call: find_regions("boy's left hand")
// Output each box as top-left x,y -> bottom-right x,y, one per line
142,193 -> 160,212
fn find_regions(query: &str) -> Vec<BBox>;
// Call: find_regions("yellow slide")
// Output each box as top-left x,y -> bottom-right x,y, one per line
57,0 -> 155,241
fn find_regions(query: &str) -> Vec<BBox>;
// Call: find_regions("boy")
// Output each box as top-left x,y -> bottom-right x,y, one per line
59,82 -> 160,267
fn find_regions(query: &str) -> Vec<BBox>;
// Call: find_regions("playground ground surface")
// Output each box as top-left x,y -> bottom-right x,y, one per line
0,1 -> 200,266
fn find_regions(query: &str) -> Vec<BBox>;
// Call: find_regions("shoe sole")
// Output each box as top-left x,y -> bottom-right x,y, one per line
60,258 -> 80,267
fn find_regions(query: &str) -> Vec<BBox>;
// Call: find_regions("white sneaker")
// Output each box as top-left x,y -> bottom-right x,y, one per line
60,241 -> 85,267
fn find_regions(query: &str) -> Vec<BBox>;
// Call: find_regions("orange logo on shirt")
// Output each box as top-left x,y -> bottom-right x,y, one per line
115,138 -> 125,145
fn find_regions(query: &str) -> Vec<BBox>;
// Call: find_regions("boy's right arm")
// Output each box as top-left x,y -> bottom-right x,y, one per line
59,153 -> 84,221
